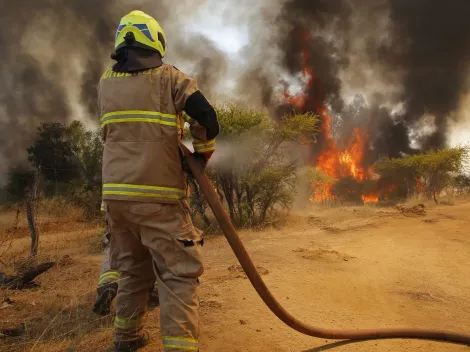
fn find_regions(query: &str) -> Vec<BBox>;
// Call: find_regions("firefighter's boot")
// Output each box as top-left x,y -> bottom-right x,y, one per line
93,282 -> 118,315
109,331 -> 150,352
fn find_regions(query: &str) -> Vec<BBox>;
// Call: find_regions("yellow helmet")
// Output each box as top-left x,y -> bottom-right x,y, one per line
114,10 -> 166,57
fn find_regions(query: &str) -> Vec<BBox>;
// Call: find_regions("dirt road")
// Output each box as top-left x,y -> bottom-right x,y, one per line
1,201 -> 469,351
194,202 -> 470,352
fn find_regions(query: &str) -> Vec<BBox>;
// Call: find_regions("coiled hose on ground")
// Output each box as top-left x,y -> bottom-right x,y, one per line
181,145 -> 470,346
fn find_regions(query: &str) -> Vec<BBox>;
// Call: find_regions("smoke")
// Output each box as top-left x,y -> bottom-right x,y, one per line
1,0 -> 470,182
381,0 -> 470,150
267,0 -> 470,162
0,0 -> 227,182
0,0 -> 121,180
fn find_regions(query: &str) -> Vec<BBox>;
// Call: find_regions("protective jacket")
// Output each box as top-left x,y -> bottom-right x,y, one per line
98,63 -> 218,204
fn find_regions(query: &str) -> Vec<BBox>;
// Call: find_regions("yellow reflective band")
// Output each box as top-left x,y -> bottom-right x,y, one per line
101,110 -> 177,128
182,111 -> 191,122
98,271 -> 120,285
193,139 -> 215,147
154,281 -> 158,289
114,316 -> 142,330
103,183 -> 186,200
100,201 -> 105,212
193,139 -> 215,153
163,336 -> 198,351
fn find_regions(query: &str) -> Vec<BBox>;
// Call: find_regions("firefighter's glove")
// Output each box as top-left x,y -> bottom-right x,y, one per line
194,151 -> 213,168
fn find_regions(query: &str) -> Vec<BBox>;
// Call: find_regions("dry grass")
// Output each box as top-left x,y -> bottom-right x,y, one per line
0,199 -> 121,351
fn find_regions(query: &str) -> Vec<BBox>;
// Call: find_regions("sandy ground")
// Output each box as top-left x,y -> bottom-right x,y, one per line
0,200 -> 469,352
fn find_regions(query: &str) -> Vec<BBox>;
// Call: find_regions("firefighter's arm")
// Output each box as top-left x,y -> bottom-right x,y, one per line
172,67 -> 219,163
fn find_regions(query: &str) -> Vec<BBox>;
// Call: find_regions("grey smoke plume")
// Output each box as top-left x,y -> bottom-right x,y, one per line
0,0 -> 227,181
1,0 -> 470,181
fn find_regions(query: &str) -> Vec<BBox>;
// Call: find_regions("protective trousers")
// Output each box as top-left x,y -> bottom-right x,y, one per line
107,199 -> 203,352
97,230 -> 159,293
98,230 -> 120,286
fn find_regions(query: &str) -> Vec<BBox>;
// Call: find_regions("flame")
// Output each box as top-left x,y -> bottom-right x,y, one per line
416,178 -> 424,192
311,115 -> 373,201
280,29 -> 397,204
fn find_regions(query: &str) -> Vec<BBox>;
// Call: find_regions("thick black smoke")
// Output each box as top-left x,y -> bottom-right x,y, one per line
273,0 -> 470,161
277,0 -> 352,113
382,0 -> 470,150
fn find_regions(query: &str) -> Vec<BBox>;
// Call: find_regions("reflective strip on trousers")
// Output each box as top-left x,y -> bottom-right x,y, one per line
102,183 -> 186,200
114,315 -> 143,330
163,336 -> 198,351
101,110 -> 177,128
193,139 -> 215,153
98,270 -> 120,285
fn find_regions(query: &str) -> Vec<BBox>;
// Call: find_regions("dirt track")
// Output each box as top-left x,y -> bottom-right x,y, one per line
194,202 -> 470,352
0,201 -> 469,351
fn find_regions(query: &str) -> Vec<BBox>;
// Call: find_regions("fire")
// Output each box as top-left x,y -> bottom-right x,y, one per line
416,178 -> 424,192
280,30 -> 385,203
311,114 -> 374,201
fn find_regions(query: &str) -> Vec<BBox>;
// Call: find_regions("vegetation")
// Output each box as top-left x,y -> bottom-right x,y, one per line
374,146 -> 469,203
188,105 -> 318,227
1,106 -> 319,243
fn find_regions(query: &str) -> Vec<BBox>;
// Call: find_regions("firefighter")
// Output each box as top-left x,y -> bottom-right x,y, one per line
99,10 -> 219,352
92,203 -> 159,316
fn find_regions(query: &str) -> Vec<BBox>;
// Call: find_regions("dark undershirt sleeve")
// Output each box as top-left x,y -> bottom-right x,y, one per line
184,90 -> 219,140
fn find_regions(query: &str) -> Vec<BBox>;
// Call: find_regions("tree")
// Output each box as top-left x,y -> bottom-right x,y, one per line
454,174 -> 470,194
27,122 -> 81,193
4,166 -> 40,256
66,121 -> 103,190
330,176 -> 364,205
374,147 -> 469,203
186,105 -> 318,226
299,167 -> 335,203
4,167 -> 35,203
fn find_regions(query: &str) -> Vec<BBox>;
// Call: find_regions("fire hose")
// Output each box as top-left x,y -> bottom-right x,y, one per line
180,144 -> 470,346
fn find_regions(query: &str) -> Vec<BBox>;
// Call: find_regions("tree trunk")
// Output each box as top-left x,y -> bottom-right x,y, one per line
189,179 -> 211,227
433,190 -> 438,204
12,208 -> 20,230
244,184 -> 255,223
235,184 -> 244,226
219,176 -> 235,221
26,168 -> 40,257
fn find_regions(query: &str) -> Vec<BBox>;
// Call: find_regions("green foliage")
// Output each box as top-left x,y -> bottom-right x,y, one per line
27,122 -> 81,184
454,174 -> 470,194
187,105 -> 319,226
374,147 -> 469,203
2,120 -> 103,218
4,167 -> 35,202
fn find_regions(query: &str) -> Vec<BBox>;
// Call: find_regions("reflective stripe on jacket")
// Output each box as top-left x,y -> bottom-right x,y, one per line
98,64 -> 213,203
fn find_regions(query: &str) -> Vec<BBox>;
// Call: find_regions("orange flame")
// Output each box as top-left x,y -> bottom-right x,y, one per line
280,29 -> 396,203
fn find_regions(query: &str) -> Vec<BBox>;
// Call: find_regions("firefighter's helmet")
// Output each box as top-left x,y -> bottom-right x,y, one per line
114,10 -> 166,57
